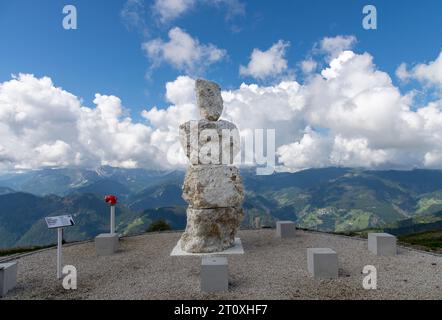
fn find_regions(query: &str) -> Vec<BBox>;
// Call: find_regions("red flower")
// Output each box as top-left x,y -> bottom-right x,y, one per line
104,195 -> 117,205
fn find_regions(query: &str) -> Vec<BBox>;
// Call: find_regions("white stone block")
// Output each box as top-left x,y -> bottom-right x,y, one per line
201,257 -> 228,292
95,233 -> 119,256
276,221 -> 296,238
368,233 -> 397,256
0,261 -> 18,297
307,248 -> 338,279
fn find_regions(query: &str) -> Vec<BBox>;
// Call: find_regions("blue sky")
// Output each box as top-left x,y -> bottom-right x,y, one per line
1,0 -> 441,116
0,0 -> 442,172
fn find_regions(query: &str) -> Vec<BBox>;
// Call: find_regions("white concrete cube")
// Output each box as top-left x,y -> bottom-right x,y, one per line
201,257 -> 228,293
0,261 -> 18,297
95,233 -> 119,256
307,248 -> 338,279
368,233 -> 397,256
276,221 -> 296,238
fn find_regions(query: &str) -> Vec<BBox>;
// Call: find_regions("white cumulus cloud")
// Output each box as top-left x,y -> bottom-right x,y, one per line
142,27 -> 226,74
319,35 -> 357,60
0,74 -> 198,171
239,40 -> 291,80
152,0 -> 196,23
277,129 -> 331,171
2,39 -> 442,173
396,50 -> 442,88
275,49 -> 442,171
151,0 -> 245,23
301,59 -> 317,75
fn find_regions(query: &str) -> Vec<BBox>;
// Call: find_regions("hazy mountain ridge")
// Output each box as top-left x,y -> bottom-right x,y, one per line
1,167 -> 442,249
0,166 -> 182,197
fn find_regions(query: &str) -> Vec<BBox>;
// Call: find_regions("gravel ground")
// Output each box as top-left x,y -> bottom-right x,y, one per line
1,229 -> 441,300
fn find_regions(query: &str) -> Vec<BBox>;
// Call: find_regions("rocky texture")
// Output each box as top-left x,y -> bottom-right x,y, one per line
179,79 -> 244,253
183,165 -> 244,208
195,79 -> 223,121
179,119 -> 240,165
180,207 -> 244,253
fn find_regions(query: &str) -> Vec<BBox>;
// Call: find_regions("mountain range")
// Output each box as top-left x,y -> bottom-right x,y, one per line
1,166 -> 442,249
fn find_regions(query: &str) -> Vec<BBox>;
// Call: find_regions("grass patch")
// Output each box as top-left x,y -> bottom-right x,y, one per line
398,229 -> 442,252
332,231 -> 361,237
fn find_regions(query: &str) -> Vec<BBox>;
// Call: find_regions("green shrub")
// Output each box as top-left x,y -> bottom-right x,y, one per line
398,230 -> 442,251
147,219 -> 172,232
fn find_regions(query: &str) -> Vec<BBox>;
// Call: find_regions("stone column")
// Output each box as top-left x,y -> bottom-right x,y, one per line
179,79 -> 244,253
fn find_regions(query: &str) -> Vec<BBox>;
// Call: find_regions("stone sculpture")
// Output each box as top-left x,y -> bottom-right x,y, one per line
179,79 -> 244,253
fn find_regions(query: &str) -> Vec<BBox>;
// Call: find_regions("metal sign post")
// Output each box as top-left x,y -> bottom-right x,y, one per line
57,228 -> 63,279
110,205 -> 115,234
105,195 -> 118,234
45,215 -> 75,280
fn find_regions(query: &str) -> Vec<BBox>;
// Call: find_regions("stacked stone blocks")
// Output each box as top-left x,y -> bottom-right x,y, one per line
179,79 -> 244,253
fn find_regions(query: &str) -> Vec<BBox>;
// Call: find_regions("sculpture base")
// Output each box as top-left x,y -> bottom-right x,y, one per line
170,238 -> 244,256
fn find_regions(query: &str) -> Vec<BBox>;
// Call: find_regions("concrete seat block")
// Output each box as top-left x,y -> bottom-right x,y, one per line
307,248 -> 338,279
95,233 -> 119,256
0,261 -> 18,297
368,233 -> 397,256
201,257 -> 228,293
276,221 -> 296,238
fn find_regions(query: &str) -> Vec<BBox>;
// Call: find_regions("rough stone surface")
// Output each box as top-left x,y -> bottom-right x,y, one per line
179,79 -> 244,254
180,207 -> 244,253
179,119 -> 240,165
183,165 -> 244,208
196,79 -> 223,121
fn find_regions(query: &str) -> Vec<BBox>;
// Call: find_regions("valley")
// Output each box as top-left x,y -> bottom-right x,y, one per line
1,166 -> 442,249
